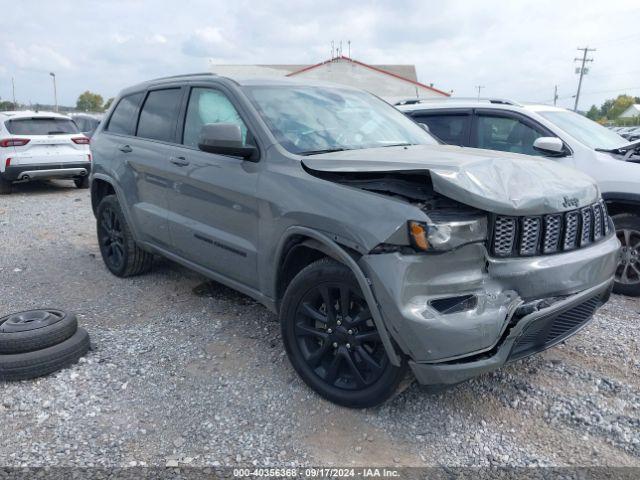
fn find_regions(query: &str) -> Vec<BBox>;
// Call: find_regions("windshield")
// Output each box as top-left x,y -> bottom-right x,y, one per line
243,85 -> 437,155
537,110 -> 628,150
6,117 -> 79,135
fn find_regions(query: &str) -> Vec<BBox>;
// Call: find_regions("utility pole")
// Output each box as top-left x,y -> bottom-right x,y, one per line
553,85 -> 558,106
573,47 -> 595,112
11,77 -> 16,107
49,72 -> 58,112
475,85 -> 484,100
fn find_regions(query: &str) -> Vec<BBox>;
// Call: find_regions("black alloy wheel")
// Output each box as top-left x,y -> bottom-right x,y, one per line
294,283 -> 387,390
280,258 -> 407,408
98,204 -> 126,272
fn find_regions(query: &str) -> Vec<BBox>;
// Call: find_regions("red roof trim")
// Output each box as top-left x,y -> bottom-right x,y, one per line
286,55 -> 450,97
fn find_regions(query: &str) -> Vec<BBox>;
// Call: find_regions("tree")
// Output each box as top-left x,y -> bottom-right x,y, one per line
103,97 -> 114,111
76,91 -> 104,112
0,101 -> 16,111
586,105 -> 599,120
606,95 -> 636,120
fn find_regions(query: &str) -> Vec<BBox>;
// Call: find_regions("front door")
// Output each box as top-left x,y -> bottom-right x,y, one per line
166,86 -> 260,288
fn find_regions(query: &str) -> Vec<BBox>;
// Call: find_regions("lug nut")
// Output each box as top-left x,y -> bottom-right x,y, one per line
332,342 -> 338,348
337,320 -> 342,326
347,329 -> 353,335
346,343 -> 351,349
327,328 -> 333,334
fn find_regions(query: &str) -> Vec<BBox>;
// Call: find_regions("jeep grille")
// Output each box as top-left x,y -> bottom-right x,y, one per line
492,201 -> 610,258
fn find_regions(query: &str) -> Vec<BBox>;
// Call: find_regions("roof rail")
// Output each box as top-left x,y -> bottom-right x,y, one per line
148,72 -> 218,82
395,97 -> 523,107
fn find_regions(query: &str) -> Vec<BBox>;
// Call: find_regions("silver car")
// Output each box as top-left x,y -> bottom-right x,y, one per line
89,74 -> 619,408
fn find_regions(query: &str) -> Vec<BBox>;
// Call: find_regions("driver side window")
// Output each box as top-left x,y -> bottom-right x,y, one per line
182,88 -> 248,149
474,115 -> 544,156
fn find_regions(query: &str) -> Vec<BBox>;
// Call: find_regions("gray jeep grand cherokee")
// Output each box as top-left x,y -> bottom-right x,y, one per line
90,73 -> 619,408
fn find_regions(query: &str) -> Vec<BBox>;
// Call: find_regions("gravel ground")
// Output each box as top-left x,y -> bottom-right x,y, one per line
0,180 -> 639,468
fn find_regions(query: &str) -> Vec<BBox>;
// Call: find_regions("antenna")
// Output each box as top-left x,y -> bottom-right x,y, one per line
348,40 -> 351,58
331,41 -> 334,60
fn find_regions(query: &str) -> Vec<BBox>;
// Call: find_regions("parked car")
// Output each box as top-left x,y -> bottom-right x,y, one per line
69,113 -> 103,138
624,126 -> 640,141
398,99 -> 640,296
0,111 -> 91,194
90,75 -> 618,407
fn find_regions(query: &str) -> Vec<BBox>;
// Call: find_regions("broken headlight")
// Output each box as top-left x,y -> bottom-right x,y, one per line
409,215 -> 487,252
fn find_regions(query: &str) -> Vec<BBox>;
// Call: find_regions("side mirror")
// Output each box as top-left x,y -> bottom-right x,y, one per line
198,123 -> 258,161
533,136 -> 566,156
419,123 -> 430,132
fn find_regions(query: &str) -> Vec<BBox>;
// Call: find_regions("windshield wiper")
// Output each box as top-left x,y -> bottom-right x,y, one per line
299,148 -> 351,156
596,139 -> 640,154
380,143 -> 416,148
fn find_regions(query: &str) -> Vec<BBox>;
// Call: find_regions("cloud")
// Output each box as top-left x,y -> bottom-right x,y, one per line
182,27 -> 235,58
5,42 -> 73,72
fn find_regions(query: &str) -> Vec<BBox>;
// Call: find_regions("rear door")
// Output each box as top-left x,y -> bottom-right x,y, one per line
165,84 -> 260,288
408,109 -> 472,146
103,87 -> 185,247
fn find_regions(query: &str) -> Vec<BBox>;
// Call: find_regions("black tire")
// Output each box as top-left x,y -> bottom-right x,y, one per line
0,327 -> 90,382
74,176 -> 89,189
96,194 -> 153,277
0,175 -> 12,195
612,213 -> 640,297
280,258 -> 407,408
0,309 -> 78,354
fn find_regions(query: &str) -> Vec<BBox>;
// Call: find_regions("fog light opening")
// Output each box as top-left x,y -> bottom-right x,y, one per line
429,294 -> 478,314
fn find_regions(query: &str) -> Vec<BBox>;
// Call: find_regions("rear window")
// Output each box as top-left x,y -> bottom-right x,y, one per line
106,93 -> 144,135
136,88 -> 183,142
6,118 -> 79,135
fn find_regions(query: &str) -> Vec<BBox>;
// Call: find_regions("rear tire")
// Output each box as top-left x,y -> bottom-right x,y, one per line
612,213 -> 640,297
0,175 -> 12,194
74,176 -> 89,189
280,258 -> 407,408
96,194 -> 153,277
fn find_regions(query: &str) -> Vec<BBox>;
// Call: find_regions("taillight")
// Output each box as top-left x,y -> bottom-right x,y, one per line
72,137 -> 90,145
0,138 -> 30,147
87,154 -> 92,162
5,158 -> 11,168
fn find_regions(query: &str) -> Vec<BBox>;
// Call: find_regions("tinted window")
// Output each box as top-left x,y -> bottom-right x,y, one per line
183,88 -> 248,148
106,93 -> 143,135
6,117 -> 78,135
137,89 -> 182,142
413,114 -> 470,146
474,115 -> 544,156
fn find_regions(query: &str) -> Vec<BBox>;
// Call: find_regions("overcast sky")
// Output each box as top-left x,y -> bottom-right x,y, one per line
2,0 -> 639,110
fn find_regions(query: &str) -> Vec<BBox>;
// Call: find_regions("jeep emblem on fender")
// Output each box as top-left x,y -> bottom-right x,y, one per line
563,196 -> 579,208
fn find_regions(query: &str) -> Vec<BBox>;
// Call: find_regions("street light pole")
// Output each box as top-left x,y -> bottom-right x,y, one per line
49,72 -> 58,112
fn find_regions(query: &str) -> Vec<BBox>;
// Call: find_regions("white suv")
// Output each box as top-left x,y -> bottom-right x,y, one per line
398,99 -> 640,296
0,111 -> 91,194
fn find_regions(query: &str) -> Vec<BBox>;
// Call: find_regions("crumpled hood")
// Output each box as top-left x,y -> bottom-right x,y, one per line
301,144 -> 600,215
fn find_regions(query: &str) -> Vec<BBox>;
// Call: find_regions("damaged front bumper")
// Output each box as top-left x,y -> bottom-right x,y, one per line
359,233 -> 619,384
408,278 -> 612,386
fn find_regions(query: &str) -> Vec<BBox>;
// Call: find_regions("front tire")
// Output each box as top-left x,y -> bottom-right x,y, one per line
96,195 -> 153,277
612,213 -> 640,297
280,258 -> 407,408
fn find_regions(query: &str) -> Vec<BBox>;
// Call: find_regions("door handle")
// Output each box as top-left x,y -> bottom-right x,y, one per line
119,144 -> 132,153
170,156 -> 190,167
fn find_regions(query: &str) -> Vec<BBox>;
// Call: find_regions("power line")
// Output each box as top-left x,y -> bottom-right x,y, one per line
475,85 -> 484,100
573,47 -> 596,111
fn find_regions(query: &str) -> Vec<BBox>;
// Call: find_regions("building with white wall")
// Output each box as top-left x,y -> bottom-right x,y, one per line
209,55 -> 450,102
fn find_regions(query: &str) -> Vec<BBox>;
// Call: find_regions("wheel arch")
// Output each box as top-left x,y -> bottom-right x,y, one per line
273,226 -> 401,366
603,192 -> 640,218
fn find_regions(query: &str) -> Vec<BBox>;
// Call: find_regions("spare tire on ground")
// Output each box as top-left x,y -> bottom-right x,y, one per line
0,309 -> 78,354
0,327 -> 90,381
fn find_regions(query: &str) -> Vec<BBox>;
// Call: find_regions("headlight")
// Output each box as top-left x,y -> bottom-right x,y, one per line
409,215 -> 487,252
